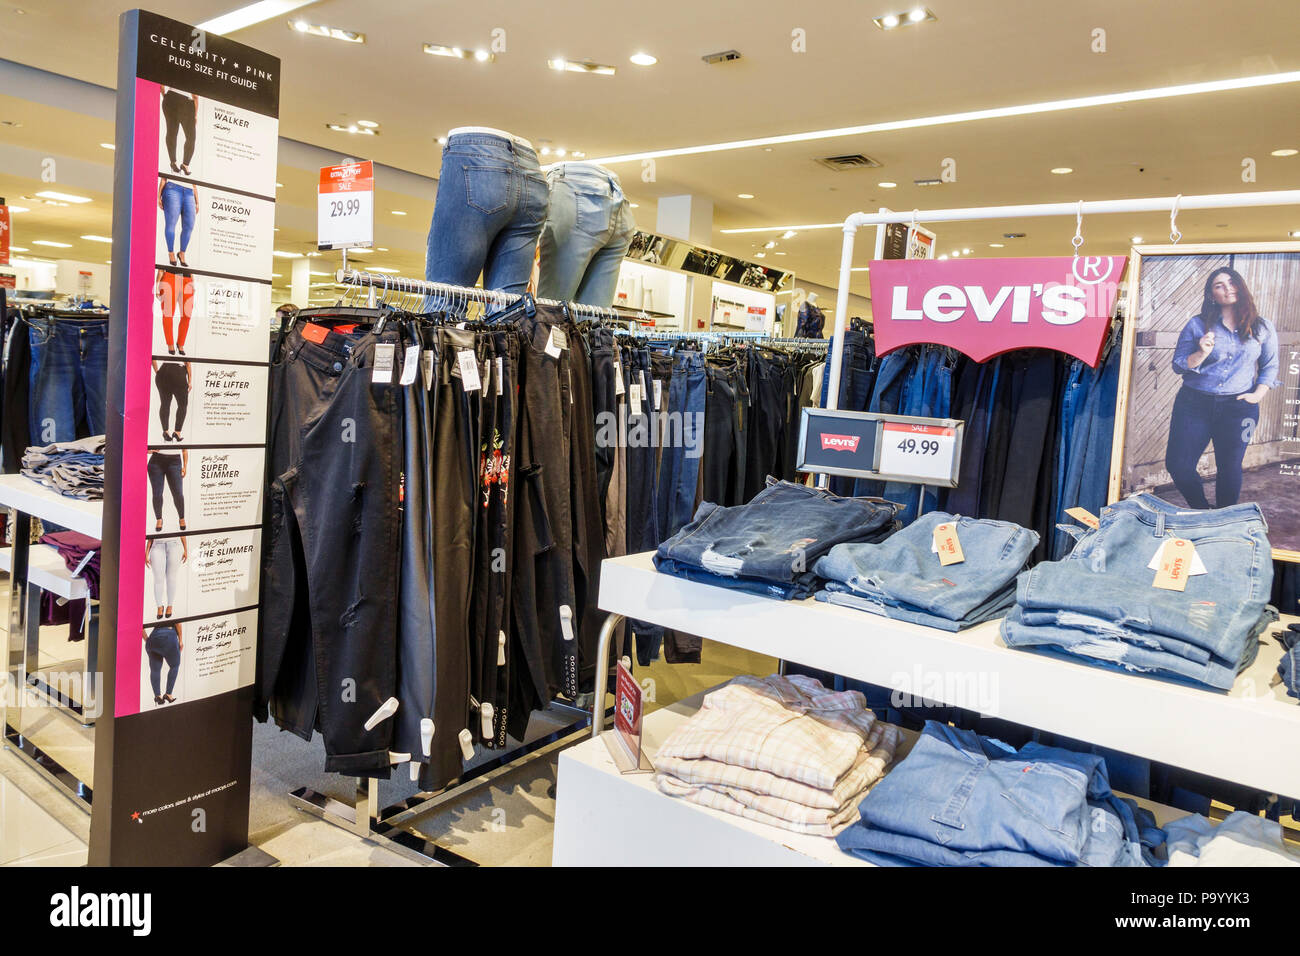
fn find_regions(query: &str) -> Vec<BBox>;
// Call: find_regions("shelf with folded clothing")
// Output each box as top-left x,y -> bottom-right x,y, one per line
553,683 -> 1201,867
0,473 -> 104,539
595,550 -> 1300,799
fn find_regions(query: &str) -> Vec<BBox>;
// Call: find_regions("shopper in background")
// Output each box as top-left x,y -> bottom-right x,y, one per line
537,163 -> 636,307
1166,267 -> 1280,509
425,128 -> 548,299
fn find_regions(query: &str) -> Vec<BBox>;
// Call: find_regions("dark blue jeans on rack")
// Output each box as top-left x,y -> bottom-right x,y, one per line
882,347 -> 953,524
656,350 -> 707,541
819,329 -> 877,495
855,349 -> 913,498
28,315 -> 109,444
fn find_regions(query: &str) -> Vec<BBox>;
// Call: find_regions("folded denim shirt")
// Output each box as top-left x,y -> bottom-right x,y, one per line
814,513 -> 1036,627
653,478 -> 898,597
836,720 -> 1154,867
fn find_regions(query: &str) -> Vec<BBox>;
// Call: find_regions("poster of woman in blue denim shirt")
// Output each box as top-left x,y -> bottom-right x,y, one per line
1116,249 -> 1300,557
1166,267 -> 1281,508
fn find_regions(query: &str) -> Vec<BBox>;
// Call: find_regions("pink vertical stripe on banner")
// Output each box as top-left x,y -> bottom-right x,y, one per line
114,77 -> 162,717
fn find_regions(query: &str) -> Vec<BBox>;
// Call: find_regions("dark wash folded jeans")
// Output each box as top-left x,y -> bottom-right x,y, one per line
653,557 -> 821,600
260,322 -> 405,778
655,478 -> 897,585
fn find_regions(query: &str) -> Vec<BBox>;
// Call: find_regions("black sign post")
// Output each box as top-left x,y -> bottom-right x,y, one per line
91,10 -> 279,867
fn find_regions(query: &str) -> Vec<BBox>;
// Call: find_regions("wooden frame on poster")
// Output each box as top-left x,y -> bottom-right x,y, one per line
1109,241 -> 1300,562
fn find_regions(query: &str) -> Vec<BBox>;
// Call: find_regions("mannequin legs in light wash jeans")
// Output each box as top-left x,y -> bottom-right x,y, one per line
538,163 -> 636,307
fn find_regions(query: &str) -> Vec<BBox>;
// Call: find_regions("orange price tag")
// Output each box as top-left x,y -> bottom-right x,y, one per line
1065,507 -> 1099,530
1152,538 -> 1195,592
933,522 -> 965,566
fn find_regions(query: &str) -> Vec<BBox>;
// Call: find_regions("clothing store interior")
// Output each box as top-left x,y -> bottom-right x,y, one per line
0,0 -> 1297,871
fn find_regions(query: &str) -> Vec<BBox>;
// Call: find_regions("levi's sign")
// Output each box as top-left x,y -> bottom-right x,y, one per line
821,433 -> 861,452
869,256 -> 1125,367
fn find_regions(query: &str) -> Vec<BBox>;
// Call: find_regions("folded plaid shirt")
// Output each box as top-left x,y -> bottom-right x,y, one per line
654,675 -> 902,835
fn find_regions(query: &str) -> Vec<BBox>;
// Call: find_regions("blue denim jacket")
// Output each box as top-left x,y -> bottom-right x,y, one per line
1171,313 -> 1281,395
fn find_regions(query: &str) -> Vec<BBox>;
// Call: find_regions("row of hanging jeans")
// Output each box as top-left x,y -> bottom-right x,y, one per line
819,325 -> 1123,564
587,331 -> 826,663
258,299 -> 604,786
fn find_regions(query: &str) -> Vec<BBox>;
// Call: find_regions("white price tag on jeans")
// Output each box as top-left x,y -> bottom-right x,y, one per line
545,328 -> 563,359
457,349 -> 481,391
371,343 -> 396,384
629,382 -> 643,417
1147,540 -> 1207,575
481,357 -> 491,396
421,350 -> 435,391
399,345 -> 420,385
614,359 -> 625,396
876,421 -> 957,484
495,356 -> 504,395
653,379 -> 663,411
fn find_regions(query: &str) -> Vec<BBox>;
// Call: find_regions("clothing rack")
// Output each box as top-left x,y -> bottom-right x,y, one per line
280,267 -> 615,865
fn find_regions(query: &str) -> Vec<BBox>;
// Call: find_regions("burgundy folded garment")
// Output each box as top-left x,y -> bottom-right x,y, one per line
39,531 -> 102,600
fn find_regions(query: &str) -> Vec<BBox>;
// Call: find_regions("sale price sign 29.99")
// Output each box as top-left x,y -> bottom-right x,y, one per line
318,160 -> 374,250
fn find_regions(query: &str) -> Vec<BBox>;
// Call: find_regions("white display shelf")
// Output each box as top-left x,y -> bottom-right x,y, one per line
0,474 -> 103,539
553,686 -> 1195,867
597,552 -> 1300,798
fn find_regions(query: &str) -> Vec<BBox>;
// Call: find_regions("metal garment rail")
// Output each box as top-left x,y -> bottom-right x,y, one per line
823,189 -> 1300,419
282,268 -> 617,864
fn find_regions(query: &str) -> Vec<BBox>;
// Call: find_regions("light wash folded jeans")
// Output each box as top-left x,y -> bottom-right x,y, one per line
816,581 -> 1015,631
815,512 -> 1036,622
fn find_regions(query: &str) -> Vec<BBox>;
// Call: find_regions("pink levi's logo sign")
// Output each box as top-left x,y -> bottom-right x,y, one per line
869,256 -> 1126,367
821,433 -> 862,452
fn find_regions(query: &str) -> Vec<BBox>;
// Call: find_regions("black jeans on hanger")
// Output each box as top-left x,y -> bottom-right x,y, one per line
259,323 -> 403,777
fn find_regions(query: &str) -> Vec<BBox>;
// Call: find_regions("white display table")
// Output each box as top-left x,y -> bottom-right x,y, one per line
553,686 -> 1196,867
0,474 -> 103,538
592,552 -> 1300,799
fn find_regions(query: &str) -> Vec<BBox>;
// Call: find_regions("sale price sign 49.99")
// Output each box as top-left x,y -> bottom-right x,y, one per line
878,421 -> 959,484
318,160 -> 374,250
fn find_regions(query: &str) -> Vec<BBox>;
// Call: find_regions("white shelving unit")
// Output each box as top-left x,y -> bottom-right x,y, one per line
592,552 -> 1300,798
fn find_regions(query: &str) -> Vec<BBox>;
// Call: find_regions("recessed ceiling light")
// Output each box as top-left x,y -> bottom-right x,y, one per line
288,19 -> 364,42
356,120 -> 379,129
1131,236 -> 1144,243
874,7 -> 936,29
754,252 -> 766,258
850,267 -> 871,272
7,205 -> 28,213
555,148 -> 567,157
271,273 -> 282,277
272,250 -> 303,258
100,142 -> 115,150
878,182 -> 898,188
309,271 -> 331,277
989,242 -> 1005,248
737,193 -> 755,199
781,230 -> 798,239
951,250 -> 961,257
548,58 -> 616,75
275,182 -> 284,188
9,246 -> 27,252
1271,148 -> 1298,157
938,254 -> 949,260
1290,230 -> 1300,238
962,248 -> 972,254
1051,167 -> 1073,174
35,190 -> 91,203
326,123 -> 377,135
198,1 -> 317,35
80,235 -> 112,243
630,52 -> 657,66
33,239 -> 72,248
774,252 -> 786,255
473,49 -> 491,62
391,210 -> 407,216
629,203 -> 639,209
763,240 -> 777,249
914,178 -> 942,186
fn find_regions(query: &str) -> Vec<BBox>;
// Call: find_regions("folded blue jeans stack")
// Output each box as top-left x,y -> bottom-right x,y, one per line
836,720 -> 1159,867
1278,624 -> 1299,701
1000,494 -> 1277,691
20,435 -> 106,500
653,478 -> 898,600
813,512 -> 1037,631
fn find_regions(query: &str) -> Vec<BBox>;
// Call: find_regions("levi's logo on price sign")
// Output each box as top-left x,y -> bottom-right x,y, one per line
821,433 -> 861,452
318,160 -> 375,250
878,422 -> 958,484
869,256 -> 1126,367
